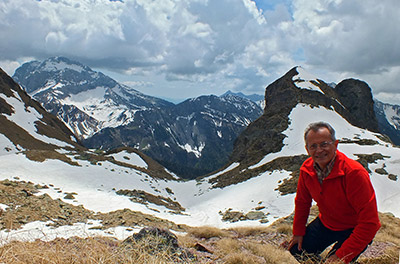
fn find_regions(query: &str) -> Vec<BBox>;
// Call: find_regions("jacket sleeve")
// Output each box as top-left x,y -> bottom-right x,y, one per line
293,170 -> 313,236
335,167 -> 381,263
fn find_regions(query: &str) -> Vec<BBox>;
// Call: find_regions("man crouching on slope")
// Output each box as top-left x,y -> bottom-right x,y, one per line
287,122 -> 381,263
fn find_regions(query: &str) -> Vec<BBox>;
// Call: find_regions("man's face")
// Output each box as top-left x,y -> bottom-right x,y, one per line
305,127 -> 338,169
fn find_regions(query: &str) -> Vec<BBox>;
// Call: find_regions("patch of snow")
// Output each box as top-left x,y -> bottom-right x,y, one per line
0,94 -> 73,148
0,220 -> 140,246
213,119 -> 223,127
208,162 -> 240,180
60,87 -> 138,136
110,150 -> 148,169
178,143 -> 205,158
63,86 -> 107,105
382,104 -> 400,130
31,80 -> 64,96
293,67 -> 324,94
176,113 -> 195,122
0,134 -> 18,156
43,60 -> 85,73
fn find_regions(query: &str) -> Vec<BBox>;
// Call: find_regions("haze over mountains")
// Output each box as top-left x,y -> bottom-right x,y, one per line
0,61 -> 399,239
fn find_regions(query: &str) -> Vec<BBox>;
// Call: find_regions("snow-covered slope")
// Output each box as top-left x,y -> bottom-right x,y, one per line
1,66 -> 399,244
1,103 -> 399,233
0,67 -> 81,157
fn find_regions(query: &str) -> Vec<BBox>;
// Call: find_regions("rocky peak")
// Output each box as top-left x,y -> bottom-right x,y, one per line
335,78 -> 379,132
231,66 -> 379,165
13,56 -> 115,96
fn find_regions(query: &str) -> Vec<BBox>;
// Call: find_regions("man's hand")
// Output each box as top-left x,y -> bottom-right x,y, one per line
324,254 -> 344,263
288,235 -> 303,251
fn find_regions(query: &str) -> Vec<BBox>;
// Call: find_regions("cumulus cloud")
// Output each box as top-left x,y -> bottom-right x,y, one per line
0,0 -> 399,103
293,0 -> 400,74
290,0 -> 400,97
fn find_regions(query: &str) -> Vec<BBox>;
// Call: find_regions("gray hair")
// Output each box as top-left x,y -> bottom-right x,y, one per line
304,122 -> 336,142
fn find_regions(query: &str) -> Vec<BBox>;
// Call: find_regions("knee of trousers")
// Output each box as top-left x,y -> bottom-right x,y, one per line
289,244 -> 301,256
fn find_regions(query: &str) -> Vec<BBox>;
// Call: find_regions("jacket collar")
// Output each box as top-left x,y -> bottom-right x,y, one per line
301,150 -> 346,180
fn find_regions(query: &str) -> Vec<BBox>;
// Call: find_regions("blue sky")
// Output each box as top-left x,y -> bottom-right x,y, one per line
1,0 -> 400,104
254,0 -> 291,12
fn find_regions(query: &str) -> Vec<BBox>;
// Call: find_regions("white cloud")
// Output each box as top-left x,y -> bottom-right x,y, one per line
242,0 -> 267,25
0,0 -> 399,104
0,60 -> 21,76
293,0 -> 400,74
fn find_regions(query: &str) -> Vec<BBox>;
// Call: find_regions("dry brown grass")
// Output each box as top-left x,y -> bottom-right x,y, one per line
187,225 -> 230,239
0,208 -> 399,263
245,241 -> 295,264
274,222 -> 293,235
0,237 -> 120,264
0,236 -> 194,264
228,226 -> 270,237
215,237 -> 243,254
358,248 -> 400,264
212,235 -> 297,264
356,212 -> 400,264
223,252 -> 264,264
375,212 -> 400,245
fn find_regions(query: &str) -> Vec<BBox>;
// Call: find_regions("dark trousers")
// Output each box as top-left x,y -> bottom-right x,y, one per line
289,217 -> 369,263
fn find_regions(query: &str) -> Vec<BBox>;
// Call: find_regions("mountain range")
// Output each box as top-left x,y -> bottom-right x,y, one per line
13,57 -> 263,178
1,63 -> 400,257
12,57 -> 400,179
0,62 -> 399,238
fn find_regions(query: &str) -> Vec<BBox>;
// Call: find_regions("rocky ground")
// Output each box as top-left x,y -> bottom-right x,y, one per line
0,179 -> 185,231
0,179 -> 399,263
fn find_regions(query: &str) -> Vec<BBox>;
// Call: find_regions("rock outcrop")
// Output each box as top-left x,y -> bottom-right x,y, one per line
230,67 -> 379,166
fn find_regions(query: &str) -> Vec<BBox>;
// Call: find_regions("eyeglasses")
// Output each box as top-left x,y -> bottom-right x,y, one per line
307,141 -> 334,151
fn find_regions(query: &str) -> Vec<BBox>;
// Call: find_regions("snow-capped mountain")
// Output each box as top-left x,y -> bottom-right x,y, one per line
13,57 -> 263,179
83,93 -> 263,178
0,66 -> 175,180
13,57 -> 173,139
0,66 -> 399,244
374,99 -> 400,145
221,90 -> 265,109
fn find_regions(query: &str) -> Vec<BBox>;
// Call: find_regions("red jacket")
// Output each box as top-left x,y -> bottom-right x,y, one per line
293,150 -> 381,263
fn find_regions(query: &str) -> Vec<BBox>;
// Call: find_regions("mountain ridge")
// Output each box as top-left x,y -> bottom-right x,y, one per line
13,56 -> 174,139
13,57 -> 263,178
221,90 -> 264,103
83,93 -> 263,178
10,59 -> 400,181
0,67 -> 82,156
